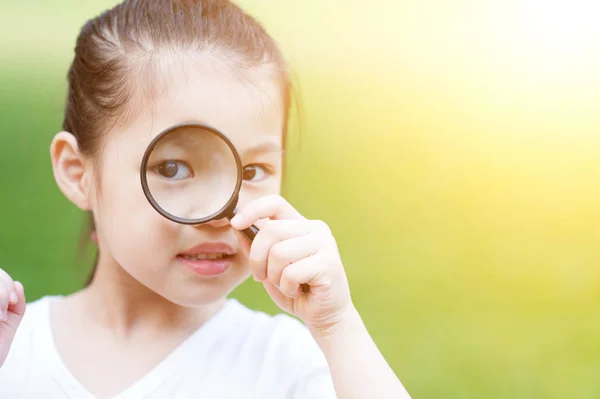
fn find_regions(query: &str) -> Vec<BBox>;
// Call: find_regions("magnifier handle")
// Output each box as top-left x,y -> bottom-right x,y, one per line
241,224 -> 259,241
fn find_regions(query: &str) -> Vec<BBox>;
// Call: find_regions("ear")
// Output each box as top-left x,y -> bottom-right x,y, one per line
50,132 -> 93,211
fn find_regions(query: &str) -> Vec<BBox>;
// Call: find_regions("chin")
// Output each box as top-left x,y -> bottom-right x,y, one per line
169,290 -> 230,308
167,272 -> 249,307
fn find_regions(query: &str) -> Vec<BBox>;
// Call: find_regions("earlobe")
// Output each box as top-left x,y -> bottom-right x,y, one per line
50,132 -> 92,211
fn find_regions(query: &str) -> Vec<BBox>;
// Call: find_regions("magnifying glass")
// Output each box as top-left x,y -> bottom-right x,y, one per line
140,122 -> 259,241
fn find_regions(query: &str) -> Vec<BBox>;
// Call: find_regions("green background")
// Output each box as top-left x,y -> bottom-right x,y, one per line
1,1 -> 600,397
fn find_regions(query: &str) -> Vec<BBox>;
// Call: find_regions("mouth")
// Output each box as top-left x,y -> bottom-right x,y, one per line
180,242 -> 236,257
179,253 -> 230,261
177,242 -> 236,276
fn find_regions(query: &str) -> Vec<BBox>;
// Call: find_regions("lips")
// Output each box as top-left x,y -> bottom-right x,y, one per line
177,242 -> 236,276
179,242 -> 236,257
180,253 -> 228,261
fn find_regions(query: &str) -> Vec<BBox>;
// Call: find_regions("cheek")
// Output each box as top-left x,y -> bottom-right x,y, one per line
94,166 -> 181,273
237,177 -> 281,209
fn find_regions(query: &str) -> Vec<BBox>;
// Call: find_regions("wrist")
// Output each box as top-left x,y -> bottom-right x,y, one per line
310,304 -> 366,348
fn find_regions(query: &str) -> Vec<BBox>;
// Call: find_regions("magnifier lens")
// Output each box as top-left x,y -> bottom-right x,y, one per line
144,125 -> 239,221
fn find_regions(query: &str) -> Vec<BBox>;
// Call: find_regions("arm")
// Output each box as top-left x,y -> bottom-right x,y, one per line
312,305 -> 411,399
231,195 -> 412,399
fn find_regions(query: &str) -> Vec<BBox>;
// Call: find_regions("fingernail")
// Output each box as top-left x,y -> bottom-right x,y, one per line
9,292 -> 18,304
0,311 -> 5,321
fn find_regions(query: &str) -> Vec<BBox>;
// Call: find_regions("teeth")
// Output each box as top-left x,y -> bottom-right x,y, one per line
182,253 -> 226,261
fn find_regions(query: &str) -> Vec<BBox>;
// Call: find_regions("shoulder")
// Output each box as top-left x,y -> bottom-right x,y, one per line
16,295 -> 59,337
11,295 -> 56,339
6,295 -> 58,354
225,299 -> 336,397
22,294 -> 57,319
226,298 -> 322,356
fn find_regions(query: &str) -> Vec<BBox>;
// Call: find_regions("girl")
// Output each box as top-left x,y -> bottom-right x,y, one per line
0,1 -> 410,398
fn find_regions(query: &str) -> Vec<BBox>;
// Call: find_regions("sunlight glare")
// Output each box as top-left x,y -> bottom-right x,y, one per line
524,0 -> 600,55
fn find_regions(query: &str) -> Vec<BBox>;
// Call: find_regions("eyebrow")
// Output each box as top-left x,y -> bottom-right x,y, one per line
242,141 -> 284,156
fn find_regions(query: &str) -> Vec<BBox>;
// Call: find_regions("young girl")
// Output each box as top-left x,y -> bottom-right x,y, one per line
0,1 -> 410,398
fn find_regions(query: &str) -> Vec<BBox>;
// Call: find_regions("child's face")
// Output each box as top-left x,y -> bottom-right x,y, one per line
90,64 -> 284,306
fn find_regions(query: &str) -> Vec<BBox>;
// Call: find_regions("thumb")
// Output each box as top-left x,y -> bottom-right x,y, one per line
7,281 -> 26,326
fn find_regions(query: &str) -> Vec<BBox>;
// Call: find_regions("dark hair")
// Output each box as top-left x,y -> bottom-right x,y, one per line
64,0 -> 294,285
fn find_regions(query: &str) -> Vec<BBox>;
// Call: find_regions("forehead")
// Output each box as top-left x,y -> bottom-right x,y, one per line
115,61 -> 285,155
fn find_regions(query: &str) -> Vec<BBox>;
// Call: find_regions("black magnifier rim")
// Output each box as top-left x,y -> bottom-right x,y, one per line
140,122 -> 243,225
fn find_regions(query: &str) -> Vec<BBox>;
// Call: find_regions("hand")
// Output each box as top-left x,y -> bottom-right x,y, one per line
0,269 -> 26,368
231,195 -> 353,337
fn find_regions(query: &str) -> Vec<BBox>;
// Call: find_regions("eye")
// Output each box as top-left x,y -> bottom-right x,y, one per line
154,160 -> 193,180
242,164 -> 269,182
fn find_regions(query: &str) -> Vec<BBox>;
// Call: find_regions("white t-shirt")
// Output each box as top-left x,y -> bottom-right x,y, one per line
0,296 -> 337,399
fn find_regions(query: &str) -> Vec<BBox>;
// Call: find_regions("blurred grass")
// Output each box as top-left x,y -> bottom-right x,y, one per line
2,0 -> 600,397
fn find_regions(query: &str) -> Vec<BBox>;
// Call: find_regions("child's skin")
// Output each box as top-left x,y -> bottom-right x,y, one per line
0,30 -> 410,399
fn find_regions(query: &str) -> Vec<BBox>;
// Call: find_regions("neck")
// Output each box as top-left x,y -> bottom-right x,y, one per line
74,253 -> 225,337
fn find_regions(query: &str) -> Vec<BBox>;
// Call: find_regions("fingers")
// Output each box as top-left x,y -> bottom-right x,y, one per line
8,281 -> 26,317
0,269 -> 17,322
231,195 -> 305,230
231,196 -> 338,304
264,233 -> 323,291
248,220 -> 313,280
279,254 -> 325,298
247,220 -> 325,281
